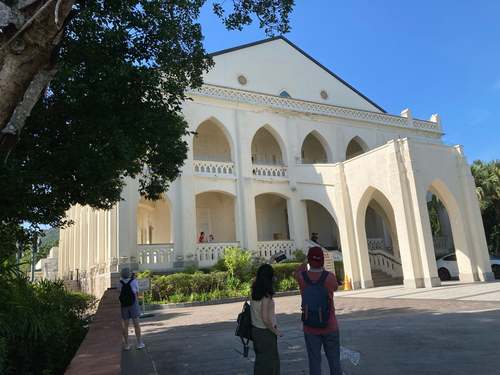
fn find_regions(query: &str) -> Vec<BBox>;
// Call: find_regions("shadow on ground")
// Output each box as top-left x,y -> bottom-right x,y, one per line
122,303 -> 500,375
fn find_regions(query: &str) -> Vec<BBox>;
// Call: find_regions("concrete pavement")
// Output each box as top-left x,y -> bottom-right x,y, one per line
122,282 -> 500,374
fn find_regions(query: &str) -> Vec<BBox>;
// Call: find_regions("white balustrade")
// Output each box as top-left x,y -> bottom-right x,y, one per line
367,238 -> 385,251
193,160 -> 235,177
252,164 -> 288,178
196,242 -> 239,268
369,250 -> 403,277
138,243 -> 175,271
188,84 -> 442,135
433,236 -> 450,251
255,240 -> 295,259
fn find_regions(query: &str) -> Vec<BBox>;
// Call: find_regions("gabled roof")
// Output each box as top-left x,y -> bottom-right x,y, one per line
210,36 -> 386,113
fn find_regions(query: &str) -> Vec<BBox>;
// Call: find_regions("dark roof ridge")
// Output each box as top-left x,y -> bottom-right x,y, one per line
209,36 -> 386,113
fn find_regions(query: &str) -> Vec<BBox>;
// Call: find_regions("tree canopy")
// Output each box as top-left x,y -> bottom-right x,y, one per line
0,0 -> 294,260
472,159 -> 500,254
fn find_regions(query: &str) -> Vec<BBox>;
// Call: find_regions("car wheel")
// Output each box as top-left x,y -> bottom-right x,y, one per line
438,268 -> 451,281
492,265 -> 500,279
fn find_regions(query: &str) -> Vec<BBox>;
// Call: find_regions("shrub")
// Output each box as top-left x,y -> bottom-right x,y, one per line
136,269 -> 152,279
277,277 -> 298,292
151,271 -> 228,301
292,249 -> 306,263
223,247 -> 252,281
272,262 -> 301,282
0,278 -> 96,374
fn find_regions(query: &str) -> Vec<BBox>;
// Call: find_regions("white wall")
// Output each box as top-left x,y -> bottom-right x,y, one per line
205,38 -> 383,112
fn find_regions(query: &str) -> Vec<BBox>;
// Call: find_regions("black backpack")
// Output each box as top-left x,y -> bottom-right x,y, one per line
301,271 -> 330,328
235,300 -> 252,357
119,279 -> 136,307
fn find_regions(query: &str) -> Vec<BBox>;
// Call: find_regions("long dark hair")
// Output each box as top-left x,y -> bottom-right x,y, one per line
251,264 -> 275,301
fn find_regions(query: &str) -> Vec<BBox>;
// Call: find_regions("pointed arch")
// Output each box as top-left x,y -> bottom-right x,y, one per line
136,194 -> 173,244
427,179 -> 476,280
346,136 -> 369,160
301,130 -> 332,163
251,124 -> 288,165
355,186 -> 403,286
193,116 -> 235,162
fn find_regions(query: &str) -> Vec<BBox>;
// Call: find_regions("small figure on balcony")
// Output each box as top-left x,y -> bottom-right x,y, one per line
208,234 -> 215,242
198,231 -> 206,243
310,232 -> 319,244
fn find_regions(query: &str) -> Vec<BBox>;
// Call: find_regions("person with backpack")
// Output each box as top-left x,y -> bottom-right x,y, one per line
294,247 -> 342,375
118,267 -> 145,350
250,264 -> 282,375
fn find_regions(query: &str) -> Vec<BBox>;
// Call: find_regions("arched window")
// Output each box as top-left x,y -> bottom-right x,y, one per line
346,137 -> 368,160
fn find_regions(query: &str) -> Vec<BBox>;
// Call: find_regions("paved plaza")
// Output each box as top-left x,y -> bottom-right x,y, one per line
122,281 -> 500,375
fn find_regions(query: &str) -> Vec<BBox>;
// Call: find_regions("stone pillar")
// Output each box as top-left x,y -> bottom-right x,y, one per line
234,110 -> 258,251
455,146 -> 494,281
117,179 -> 139,270
337,164 -> 364,289
390,140 -> 425,288
401,140 -> 441,287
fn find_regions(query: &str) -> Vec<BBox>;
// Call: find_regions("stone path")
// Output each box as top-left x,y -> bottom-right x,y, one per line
337,280 -> 500,301
122,282 -> 500,375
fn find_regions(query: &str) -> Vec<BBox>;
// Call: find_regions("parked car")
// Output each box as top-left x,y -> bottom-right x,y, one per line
436,254 -> 500,281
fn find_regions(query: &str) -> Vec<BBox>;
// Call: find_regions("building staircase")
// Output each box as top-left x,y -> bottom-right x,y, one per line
371,270 -> 403,287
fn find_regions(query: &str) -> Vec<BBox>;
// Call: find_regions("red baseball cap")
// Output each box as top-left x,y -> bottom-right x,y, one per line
307,247 -> 324,268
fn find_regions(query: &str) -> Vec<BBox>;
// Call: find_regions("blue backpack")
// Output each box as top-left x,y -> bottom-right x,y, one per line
301,271 -> 330,328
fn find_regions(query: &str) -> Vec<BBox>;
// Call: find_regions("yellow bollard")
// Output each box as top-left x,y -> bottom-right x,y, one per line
342,274 -> 352,291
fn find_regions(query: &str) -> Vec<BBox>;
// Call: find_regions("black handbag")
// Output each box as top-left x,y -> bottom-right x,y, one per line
235,300 -> 252,357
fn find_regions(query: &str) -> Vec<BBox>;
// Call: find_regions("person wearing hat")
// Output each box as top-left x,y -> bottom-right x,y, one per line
294,247 -> 341,375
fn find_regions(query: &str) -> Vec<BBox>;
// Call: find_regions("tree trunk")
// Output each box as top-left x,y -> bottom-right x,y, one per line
0,0 -> 75,148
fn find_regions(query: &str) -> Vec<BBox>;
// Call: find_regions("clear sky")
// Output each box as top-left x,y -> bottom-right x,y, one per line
199,0 -> 500,162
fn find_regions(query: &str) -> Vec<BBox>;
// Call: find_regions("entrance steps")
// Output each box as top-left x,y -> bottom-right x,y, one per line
372,270 -> 403,287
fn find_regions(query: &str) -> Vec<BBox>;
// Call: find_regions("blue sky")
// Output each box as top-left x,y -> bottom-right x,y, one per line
199,0 -> 500,162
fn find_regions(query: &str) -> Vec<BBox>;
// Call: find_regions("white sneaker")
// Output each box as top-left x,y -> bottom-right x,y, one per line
123,344 -> 131,351
136,342 -> 146,350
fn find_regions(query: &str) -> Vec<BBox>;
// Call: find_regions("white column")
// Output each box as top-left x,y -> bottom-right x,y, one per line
234,110 -> 258,251
337,164 -> 364,289
402,140 -> 441,287
455,146 -> 494,281
117,179 -> 139,268
391,140 -> 425,288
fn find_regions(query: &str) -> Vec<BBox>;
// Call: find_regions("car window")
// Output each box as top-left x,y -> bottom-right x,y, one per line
490,255 -> 500,260
444,254 -> 456,261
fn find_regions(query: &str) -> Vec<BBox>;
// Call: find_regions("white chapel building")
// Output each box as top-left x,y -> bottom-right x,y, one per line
58,37 -> 494,297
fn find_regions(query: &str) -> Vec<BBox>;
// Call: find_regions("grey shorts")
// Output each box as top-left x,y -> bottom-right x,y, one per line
121,301 -> 141,320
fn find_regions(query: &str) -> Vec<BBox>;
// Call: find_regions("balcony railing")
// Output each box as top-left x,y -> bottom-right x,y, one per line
252,164 -> 287,178
138,243 -> 175,270
255,240 -> 295,258
196,242 -> 239,268
193,160 -> 235,177
367,238 -> 385,251
369,249 -> 403,277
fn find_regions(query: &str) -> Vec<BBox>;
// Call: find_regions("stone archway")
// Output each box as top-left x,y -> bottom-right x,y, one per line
346,136 -> 368,160
301,131 -> 330,164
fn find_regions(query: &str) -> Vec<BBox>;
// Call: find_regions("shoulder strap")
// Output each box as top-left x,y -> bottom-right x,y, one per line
317,271 -> 329,286
126,278 -> 134,285
301,271 -> 313,285
120,280 -> 126,286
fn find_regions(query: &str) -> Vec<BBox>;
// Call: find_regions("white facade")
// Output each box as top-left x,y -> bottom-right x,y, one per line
58,37 -> 494,297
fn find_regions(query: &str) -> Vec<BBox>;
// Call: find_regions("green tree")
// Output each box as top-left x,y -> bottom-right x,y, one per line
0,1 -> 295,260
427,194 -> 444,236
471,160 -> 500,254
